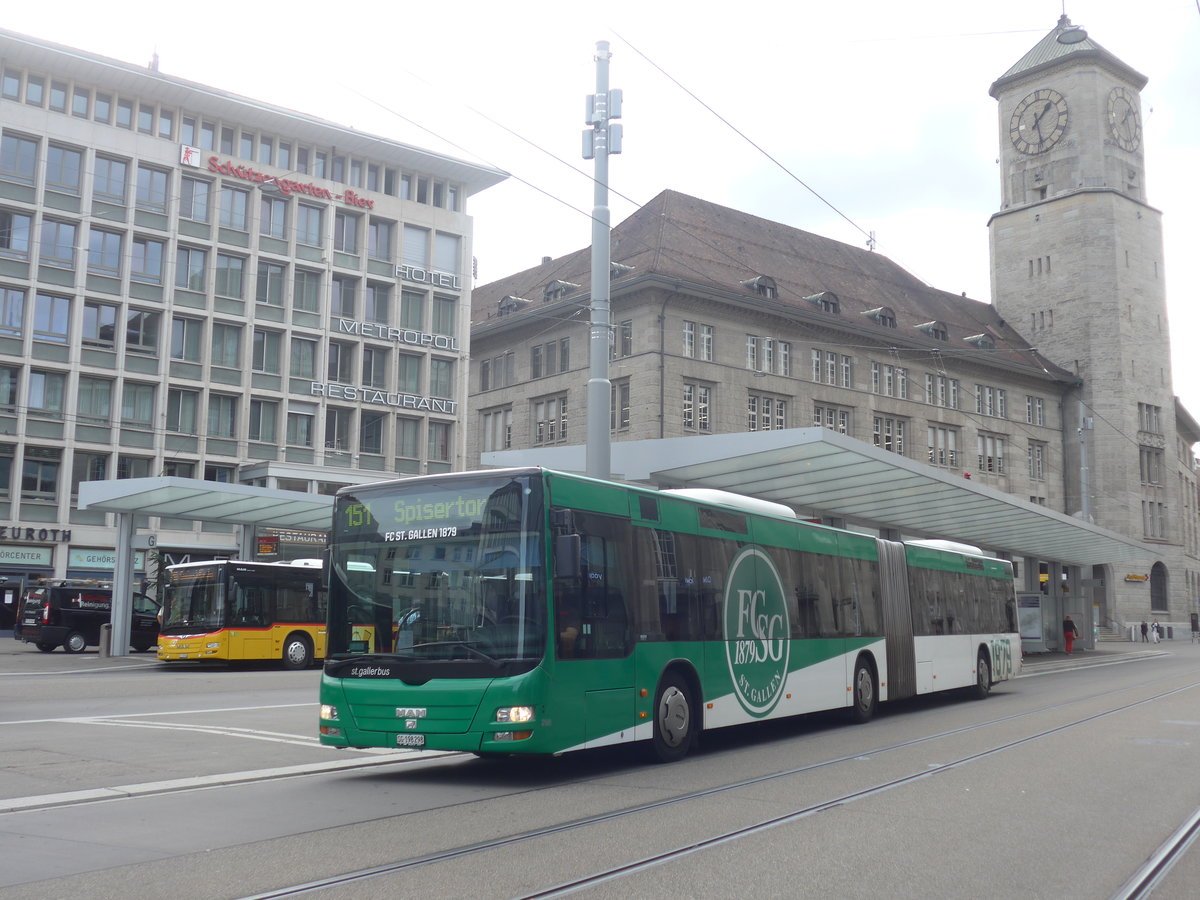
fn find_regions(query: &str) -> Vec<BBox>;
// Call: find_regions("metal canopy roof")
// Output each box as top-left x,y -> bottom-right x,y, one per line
78,477 -> 334,532
483,428 -> 1156,567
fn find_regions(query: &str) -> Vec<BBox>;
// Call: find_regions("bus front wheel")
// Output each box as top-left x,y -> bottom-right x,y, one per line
282,634 -> 313,670
972,651 -> 992,700
849,657 -> 877,723
649,671 -> 696,763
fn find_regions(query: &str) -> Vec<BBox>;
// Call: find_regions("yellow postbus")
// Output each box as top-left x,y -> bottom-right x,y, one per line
157,560 -> 325,668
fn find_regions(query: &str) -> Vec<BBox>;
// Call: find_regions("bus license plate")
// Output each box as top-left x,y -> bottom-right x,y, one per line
396,734 -> 425,748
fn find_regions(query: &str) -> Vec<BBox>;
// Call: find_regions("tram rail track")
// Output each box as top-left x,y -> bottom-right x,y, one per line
235,676 -> 1200,900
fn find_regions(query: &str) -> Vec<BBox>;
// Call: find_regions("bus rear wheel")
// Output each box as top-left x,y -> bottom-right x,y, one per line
282,634 -> 313,670
973,651 -> 992,700
649,671 -> 696,763
848,657 -> 877,723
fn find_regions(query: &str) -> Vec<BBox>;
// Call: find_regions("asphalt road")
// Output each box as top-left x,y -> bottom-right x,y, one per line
1,637 -> 1198,898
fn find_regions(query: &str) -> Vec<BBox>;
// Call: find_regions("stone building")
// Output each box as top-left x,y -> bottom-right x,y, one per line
468,18 -> 1199,632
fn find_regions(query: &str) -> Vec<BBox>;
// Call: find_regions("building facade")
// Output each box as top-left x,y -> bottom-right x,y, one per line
467,20 -> 1199,631
0,29 -> 504,614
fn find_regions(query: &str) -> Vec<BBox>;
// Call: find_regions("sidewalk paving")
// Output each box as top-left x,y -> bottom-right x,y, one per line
1018,641 -> 1175,675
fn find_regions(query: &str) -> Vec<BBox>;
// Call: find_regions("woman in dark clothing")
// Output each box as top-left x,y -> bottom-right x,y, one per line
1063,615 -> 1079,654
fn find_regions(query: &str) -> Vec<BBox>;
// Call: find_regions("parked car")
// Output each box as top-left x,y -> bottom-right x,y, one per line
14,581 -> 159,653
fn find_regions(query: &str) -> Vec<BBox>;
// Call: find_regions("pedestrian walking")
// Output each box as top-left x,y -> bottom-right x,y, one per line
1063,614 -> 1079,654
1140,621 -> 1149,642
1151,620 -> 1161,643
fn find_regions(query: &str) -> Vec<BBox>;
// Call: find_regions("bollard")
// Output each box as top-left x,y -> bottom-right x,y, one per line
99,623 -> 111,658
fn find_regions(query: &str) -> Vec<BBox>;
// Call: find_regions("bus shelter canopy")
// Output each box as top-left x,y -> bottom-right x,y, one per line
77,477 -> 335,532
482,427 -> 1154,568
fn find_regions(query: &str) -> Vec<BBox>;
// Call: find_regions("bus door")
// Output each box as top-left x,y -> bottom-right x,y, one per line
552,515 -> 635,748
228,582 -> 272,660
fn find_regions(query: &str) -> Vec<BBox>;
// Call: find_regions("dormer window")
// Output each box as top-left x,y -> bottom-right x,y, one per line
804,291 -> 839,314
964,333 -> 996,350
610,262 -> 634,279
741,275 -> 777,299
543,280 -> 579,302
917,320 -> 949,341
864,307 -> 897,328
497,295 -> 531,317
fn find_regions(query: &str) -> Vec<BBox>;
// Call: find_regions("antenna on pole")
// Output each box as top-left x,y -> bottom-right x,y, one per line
582,41 -> 622,480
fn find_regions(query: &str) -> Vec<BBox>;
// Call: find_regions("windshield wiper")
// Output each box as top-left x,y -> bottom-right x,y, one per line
410,640 -> 502,668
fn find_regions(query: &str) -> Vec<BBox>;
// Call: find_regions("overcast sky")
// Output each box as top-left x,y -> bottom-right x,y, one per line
9,1 -> 1200,420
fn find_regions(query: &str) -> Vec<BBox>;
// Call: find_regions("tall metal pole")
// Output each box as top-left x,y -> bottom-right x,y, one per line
583,41 -> 621,480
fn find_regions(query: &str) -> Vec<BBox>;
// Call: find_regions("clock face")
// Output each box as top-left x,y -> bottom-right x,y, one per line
1108,86 -> 1142,151
1009,89 -> 1069,155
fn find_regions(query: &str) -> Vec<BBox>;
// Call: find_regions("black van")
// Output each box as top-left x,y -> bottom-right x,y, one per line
14,581 -> 159,653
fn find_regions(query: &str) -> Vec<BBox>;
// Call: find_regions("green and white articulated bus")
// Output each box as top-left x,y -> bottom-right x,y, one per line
319,467 -> 1020,762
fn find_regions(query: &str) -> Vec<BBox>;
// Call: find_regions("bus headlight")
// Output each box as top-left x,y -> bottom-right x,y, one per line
320,704 -> 339,720
320,704 -> 341,737
495,706 -> 534,724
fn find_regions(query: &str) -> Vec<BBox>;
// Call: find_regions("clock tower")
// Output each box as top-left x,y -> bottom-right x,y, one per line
989,15 -> 1182,623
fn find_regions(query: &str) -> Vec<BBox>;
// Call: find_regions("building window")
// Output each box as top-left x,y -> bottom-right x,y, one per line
136,165 -> 169,212
94,94 -> 113,124
332,275 -> 357,318
293,268 -> 321,312
167,388 -> 199,433
360,411 -> 385,455
287,410 -> 315,447
260,196 -> 288,240
208,394 -> 237,438
533,395 -> 568,444
205,464 -> 235,483
397,354 -> 421,394
22,448 -> 61,502
328,341 -> 355,384
176,246 -> 207,291
402,224 -> 429,267
252,329 -> 282,374
610,320 -> 633,360
366,218 -> 394,262
1140,446 -> 1164,485
482,408 -> 513,452
82,300 -> 117,348
873,416 -> 906,455
1142,501 -> 1167,539
171,316 -> 203,362
0,287 -> 23,337
296,204 -> 323,246
33,292 -> 70,343
612,380 -> 630,430
1029,442 -> 1047,480
39,220 -> 77,269
324,406 -> 352,451
434,232 -> 460,273
77,377 -> 112,424
24,75 -> 45,106
0,134 -> 38,185
179,176 -> 209,222
28,370 -> 66,418
0,209 -> 33,259
428,421 -> 452,463
925,374 -> 960,409
365,283 -> 390,324
334,211 -> 360,253
683,383 -> 713,432
125,309 -> 159,355
121,382 -> 155,429
748,394 -> 786,431
871,362 -> 908,398
117,455 -> 152,479
531,338 -> 568,378
430,359 -> 454,398
433,296 -> 456,336
812,348 -> 852,386
249,399 -> 278,443
210,322 -> 242,368
975,385 -> 1007,418
1026,395 -> 1045,426
1138,403 -> 1162,434
400,289 -> 424,329
215,253 -> 246,299
256,261 -> 287,306
362,346 -> 388,388
131,236 -> 165,284
219,186 -> 249,231
977,434 -> 1006,474
396,417 -> 420,460
928,425 -> 960,468
45,144 -> 83,195
814,404 -> 851,434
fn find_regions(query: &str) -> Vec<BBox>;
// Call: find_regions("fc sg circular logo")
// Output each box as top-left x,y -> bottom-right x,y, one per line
723,547 -> 790,716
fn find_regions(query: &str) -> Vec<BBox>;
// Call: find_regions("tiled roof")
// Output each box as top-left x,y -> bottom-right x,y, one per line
472,189 -> 1072,381
989,15 -> 1146,96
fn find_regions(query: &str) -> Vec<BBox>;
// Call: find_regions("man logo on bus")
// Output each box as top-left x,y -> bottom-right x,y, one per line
723,547 -> 790,716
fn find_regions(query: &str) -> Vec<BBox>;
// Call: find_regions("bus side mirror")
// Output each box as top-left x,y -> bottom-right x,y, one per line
554,534 -> 581,578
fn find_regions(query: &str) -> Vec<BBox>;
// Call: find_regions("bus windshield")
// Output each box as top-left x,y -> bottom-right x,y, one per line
162,566 -> 226,632
327,472 -> 546,666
